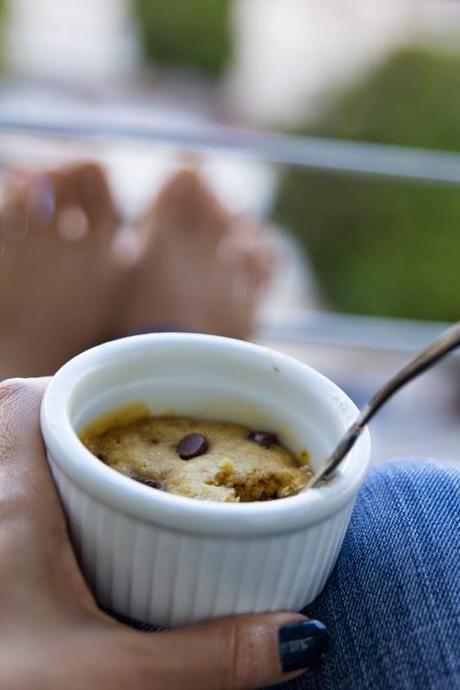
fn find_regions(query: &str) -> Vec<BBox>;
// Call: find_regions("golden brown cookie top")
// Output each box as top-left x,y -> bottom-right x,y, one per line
84,416 -> 311,503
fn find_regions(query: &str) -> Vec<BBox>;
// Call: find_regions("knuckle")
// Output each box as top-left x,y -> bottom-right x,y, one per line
0,377 -> 44,409
0,378 -> 29,404
0,378 -> 38,457
0,380 -> 26,457
223,618 -> 259,690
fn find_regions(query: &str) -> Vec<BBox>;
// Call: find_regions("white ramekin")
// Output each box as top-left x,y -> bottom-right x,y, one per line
40,333 -> 370,627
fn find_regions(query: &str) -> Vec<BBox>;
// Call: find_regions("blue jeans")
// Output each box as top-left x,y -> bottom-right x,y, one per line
272,460 -> 460,690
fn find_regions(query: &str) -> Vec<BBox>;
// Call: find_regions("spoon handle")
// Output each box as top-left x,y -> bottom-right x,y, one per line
308,320 -> 460,488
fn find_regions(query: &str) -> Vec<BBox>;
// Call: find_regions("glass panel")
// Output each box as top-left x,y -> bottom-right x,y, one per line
0,0 -> 459,463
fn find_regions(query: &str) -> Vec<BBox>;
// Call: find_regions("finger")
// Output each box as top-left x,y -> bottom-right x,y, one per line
0,377 -> 98,618
0,377 -> 58,525
123,612 -> 329,690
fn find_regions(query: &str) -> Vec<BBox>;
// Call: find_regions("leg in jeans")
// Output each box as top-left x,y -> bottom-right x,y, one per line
271,460 -> 460,690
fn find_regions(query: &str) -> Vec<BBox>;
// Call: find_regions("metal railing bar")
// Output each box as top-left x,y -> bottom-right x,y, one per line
257,312 -> 456,355
2,114 -> 460,186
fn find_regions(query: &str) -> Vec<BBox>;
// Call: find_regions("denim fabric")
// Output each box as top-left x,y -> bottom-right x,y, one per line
271,460 -> 460,690
113,460 -> 460,690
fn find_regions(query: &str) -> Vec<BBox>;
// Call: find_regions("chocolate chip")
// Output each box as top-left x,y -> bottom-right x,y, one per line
150,437 -> 160,444
177,433 -> 208,460
96,452 -> 108,462
129,473 -> 163,490
247,430 -> 279,449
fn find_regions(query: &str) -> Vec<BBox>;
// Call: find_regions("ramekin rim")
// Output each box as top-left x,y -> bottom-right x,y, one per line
40,333 -> 371,536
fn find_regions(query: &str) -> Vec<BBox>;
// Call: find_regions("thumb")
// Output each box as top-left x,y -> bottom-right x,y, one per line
125,612 -> 329,690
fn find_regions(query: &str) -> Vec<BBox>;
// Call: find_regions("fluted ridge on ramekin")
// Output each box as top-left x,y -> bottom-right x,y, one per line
50,456 -> 353,628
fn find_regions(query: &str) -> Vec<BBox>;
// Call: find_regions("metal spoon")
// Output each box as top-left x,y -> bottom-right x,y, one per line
308,321 -> 460,489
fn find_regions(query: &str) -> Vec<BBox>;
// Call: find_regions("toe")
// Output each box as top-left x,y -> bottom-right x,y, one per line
75,162 -> 118,225
4,162 -> 119,246
0,163 -> 125,378
150,168 -> 228,232
218,216 -> 276,291
48,162 -> 118,245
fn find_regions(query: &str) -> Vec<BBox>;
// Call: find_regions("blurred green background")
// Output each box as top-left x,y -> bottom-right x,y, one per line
1,2 -> 459,322
0,0 -> 5,64
133,0 -> 232,76
273,48 -> 460,321
1,1 -> 459,462
132,2 -> 460,322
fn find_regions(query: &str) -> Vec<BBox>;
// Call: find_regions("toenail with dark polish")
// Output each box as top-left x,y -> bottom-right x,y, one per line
28,176 -> 55,224
278,620 -> 329,673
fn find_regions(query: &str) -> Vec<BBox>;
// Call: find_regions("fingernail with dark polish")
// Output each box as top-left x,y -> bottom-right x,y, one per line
278,620 -> 329,673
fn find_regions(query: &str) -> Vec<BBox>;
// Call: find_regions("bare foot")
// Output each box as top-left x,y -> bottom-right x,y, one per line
120,169 -> 274,339
0,162 -> 121,379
